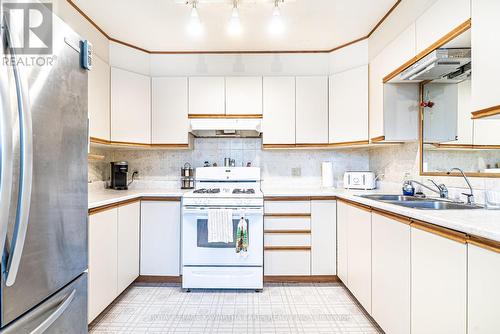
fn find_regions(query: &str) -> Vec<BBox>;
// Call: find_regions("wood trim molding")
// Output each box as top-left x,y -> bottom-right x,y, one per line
88,197 -> 141,215
471,105 -> 500,119
264,275 -> 340,283
337,198 -> 372,212
263,141 -> 369,149
371,208 -> 411,225
262,144 -> 297,149
90,137 -> 190,149
264,196 -> 311,201
264,246 -> 311,251
421,172 -> 500,178
264,213 -> 311,218
428,143 -> 500,150
383,19 -> 471,83
66,0 -> 401,55
467,236 -> 500,254
88,196 -> 181,215
264,230 -> 311,234
188,114 -> 263,119
370,136 -> 385,143
411,219 -> 467,244
310,196 -> 337,201
135,275 -> 182,283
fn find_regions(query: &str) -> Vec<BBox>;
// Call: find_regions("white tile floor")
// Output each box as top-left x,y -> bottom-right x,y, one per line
89,283 -> 383,334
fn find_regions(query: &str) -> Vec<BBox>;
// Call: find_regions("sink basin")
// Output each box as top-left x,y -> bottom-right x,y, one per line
359,194 -> 426,201
357,194 -> 483,210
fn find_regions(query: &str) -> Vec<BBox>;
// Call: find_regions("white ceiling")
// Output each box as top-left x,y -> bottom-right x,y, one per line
72,0 -> 397,52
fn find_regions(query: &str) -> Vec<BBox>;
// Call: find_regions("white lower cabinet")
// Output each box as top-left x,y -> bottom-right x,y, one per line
468,244 -> 500,334
88,208 -> 118,324
411,226 -> 467,334
371,213 -> 410,334
345,203 -> 372,313
117,202 -> 140,294
311,200 -> 336,275
140,200 -> 181,276
264,250 -> 311,276
336,201 -> 349,284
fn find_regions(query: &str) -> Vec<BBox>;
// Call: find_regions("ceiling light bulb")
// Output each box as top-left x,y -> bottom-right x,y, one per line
227,6 -> 242,36
188,4 -> 203,37
269,4 -> 284,35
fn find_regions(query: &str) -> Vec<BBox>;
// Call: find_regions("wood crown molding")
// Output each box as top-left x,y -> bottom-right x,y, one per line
66,0 -> 401,54
471,105 -> 500,119
89,196 -> 181,215
383,19 -> 472,83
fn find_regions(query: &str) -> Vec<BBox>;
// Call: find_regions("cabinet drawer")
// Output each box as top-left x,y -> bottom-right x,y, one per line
264,250 -> 311,276
264,217 -> 311,231
264,233 -> 311,247
265,201 -> 311,214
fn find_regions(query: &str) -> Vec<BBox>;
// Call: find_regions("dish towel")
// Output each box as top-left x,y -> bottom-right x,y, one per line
207,209 -> 234,243
236,216 -> 248,257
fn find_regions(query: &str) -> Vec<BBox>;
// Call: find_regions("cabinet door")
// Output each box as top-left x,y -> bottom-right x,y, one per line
226,77 -> 263,116
111,67 -> 151,144
88,209 -> 118,323
140,200 -> 181,276
336,201 -> 349,284
473,119 -> 500,146
472,0 -> 500,114
329,66 -> 368,144
262,77 -> 296,145
372,213 -> 410,334
117,202 -> 140,294
188,77 -> 225,115
346,204 -> 372,313
311,201 -> 336,275
468,244 -> 500,334
88,55 -> 110,140
411,227 -> 466,334
152,77 -> 189,144
415,0 -> 470,55
296,76 -> 328,144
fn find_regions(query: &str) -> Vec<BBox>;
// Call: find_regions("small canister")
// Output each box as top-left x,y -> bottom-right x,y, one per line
181,163 -> 193,177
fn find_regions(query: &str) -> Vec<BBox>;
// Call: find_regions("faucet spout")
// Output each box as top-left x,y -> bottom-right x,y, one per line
447,168 -> 474,205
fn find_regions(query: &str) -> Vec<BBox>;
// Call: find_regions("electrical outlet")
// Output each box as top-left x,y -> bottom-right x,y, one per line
291,167 -> 301,177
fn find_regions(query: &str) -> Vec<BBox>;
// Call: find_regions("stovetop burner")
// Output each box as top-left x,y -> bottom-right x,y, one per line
193,188 -> 221,194
232,189 -> 256,194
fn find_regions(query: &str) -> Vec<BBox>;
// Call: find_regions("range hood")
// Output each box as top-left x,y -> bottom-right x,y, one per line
393,48 -> 471,82
189,118 -> 262,138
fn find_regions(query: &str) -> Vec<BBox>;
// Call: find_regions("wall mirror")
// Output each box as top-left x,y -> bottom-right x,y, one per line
418,28 -> 500,177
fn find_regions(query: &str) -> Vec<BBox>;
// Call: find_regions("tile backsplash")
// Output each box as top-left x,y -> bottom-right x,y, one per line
89,138 -> 370,187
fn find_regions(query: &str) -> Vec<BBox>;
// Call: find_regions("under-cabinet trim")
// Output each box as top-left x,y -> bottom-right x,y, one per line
471,105 -> 500,119
467,236 -> 500,254
371,208 -> 411,225
264,230 -> 311,234
90,137 -> 190,149
264,246 -> 311,251
88,197 -> 141,215
337,198 -> 372,212
410,219 -> 467,244
188,114 -> 263,119
264,196 -> 312,201
264,214 -> 311,218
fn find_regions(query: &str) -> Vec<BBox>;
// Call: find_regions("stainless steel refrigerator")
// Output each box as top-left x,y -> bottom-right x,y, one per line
0,3 -> 88,333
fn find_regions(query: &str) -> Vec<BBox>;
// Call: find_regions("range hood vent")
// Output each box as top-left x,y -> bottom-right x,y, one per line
189,118 -> 262,138
392,48 -> 471,82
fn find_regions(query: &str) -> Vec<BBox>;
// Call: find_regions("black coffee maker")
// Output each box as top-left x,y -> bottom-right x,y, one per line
110,162 -> 128,190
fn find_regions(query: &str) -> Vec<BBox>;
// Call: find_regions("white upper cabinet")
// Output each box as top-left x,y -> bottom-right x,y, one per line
329,65 -> 368,144
88,55 -> 110,141
152,77 -> 189,144
369,23 -> 417,140
111,67 -> 151,144
225,77 -> 263,116
262,77 -> 296,145
468,244 -> 500,334
473,119 -> 500,146
296,76 -> 329,144
415,0 -> 470,55
471,0 -> 500,116
188,77 -> 225,115
411,227 -> 467,334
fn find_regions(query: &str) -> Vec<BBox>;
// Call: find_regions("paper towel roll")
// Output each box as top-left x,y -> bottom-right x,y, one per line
321,162 -> 334,188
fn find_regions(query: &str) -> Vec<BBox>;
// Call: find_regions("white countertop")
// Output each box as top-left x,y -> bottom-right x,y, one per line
89,186 -> 500,242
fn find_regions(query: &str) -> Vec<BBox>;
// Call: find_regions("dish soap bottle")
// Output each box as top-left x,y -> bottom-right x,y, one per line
402,173 -> 415,196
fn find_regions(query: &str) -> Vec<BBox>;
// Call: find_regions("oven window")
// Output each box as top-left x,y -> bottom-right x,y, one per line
197,219 -> 249,248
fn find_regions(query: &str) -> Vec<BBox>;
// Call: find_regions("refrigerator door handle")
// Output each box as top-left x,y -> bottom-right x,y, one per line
0,25 -> 15,256
30,289 -> 76,334
3,21 -> 34,287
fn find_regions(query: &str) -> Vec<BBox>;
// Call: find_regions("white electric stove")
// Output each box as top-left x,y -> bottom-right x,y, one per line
182,167 -> 264,290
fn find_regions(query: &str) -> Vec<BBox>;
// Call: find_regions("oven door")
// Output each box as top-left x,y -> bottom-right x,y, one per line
182,206 -> 263,266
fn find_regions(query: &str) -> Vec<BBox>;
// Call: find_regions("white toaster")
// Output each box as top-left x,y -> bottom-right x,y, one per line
344,171 -> 377,190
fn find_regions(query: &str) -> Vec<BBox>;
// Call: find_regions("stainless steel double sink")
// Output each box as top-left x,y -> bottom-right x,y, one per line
357,194 -> 483,210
